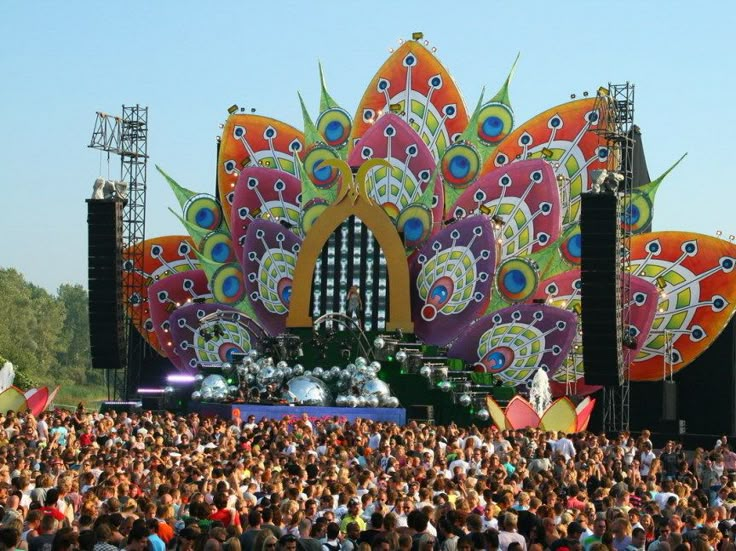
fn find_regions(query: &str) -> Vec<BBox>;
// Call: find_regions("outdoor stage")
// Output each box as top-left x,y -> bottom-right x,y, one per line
194,403 -> 407,424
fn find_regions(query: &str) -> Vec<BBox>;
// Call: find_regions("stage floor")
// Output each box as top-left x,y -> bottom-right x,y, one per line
194,402 -> 406,424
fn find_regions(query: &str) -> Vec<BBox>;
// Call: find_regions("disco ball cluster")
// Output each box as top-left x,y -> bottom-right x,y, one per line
189,351 -> 400,408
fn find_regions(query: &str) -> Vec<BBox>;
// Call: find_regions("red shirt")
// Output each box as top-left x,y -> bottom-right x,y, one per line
208,508 -> 240,527
40,506 -> 65,521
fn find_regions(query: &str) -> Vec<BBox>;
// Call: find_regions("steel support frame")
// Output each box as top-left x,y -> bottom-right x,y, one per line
88,106 -> 149,399
120,105 -> 149,399
597,83 -> 635,433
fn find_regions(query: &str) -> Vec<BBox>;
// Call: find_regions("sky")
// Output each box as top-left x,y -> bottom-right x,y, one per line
1,0 -> 734,293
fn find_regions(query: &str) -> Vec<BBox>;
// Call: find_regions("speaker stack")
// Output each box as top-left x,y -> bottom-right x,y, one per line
580,192 -> 623,386
87,199 -> 127,371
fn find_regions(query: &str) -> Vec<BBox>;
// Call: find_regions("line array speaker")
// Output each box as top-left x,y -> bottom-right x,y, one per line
580,192 -> 622,386
87,199 -> 126,370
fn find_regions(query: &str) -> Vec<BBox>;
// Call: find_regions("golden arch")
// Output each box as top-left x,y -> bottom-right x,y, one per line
286,160 -> 414,332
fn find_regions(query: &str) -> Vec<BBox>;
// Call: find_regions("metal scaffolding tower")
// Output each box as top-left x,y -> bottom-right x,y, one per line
89,105 -> 149,399
595,84 -> 635,432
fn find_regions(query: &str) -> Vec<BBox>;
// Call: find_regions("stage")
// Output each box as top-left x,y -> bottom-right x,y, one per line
193,402 -> 407,424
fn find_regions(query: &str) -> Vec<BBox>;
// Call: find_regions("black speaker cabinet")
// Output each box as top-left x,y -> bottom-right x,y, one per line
580,192 -> 622,386
87,199 -> 126,370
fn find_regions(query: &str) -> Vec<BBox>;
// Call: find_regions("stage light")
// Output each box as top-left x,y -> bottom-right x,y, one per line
412,32 -> 424,40
542,148 -> 554,159
656,276 -> 667,290
390,104 -> 402,113
166,374 -> 196,384
716,230 -> 723,237
730,235 -> 736,242
137,388 -> 165,394
228,105 -> 239,114
572,304 -> 582,315
570,94 -> 576,99
597,87 -> 609,97
583,91 -> 589,97
622,334 -> 638,349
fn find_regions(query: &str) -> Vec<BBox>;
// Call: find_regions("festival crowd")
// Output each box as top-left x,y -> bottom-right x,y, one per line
0,406 -> 735,551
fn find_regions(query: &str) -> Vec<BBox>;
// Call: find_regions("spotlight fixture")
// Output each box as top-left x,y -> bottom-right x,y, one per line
622,334 -> 638,349
227,104 -> 239,114
597,86 -> 610,97
412,31 -> 424,40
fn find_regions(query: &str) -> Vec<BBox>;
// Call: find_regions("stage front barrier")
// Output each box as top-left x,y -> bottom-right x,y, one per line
194,403 -> 407,425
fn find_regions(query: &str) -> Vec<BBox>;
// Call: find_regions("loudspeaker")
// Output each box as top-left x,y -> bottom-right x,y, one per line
406,404 -> 434,424
662,380 -> 677,421
580,192 -> 622,386
87,199 -> 126,370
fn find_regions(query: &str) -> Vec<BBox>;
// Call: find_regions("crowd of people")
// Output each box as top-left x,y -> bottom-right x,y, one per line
0,405 -> 735,551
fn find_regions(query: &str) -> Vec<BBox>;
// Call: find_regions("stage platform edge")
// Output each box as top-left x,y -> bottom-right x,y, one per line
193,403 -> 407,425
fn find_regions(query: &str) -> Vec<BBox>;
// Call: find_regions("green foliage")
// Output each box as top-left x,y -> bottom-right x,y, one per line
0,268 -> 103,391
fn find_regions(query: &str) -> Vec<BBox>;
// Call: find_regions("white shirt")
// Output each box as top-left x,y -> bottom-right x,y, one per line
555,438 -> 576,460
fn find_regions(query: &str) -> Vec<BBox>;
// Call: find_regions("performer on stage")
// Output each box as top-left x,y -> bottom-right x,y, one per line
346,285 -> 363,328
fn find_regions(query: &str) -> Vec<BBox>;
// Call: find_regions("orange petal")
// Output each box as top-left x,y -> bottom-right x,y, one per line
485,395 -> 509,430
539,396 -> 577,432
575,397 -> 596,432
0,386 -> 28,414
504,395 -> 541,429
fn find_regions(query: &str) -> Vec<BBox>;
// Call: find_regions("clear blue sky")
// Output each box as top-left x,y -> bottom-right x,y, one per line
1,0 -> 734,292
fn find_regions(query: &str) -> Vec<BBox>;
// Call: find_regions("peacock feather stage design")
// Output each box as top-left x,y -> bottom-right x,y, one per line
124,39 -> 736,407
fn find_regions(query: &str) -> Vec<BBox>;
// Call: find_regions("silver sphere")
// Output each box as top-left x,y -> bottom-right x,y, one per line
222,362 -> 233,372
273,368 -> 285,381
362,379 -> 392,403
366,396 -> 379,408
322,369 -> 333,382
164,386 -> 175,394
248,363 -> 259,374
346,363 -> 357,373
191,390 -> 202,401
194,373 -> 205,383
201,387 -> 214,401
281,375 -> 332,406
346,395 -> 359,408
369,361 -> 382,373
355,357 -> 368,368
396,350 -> 408,363
256,365 -> 277,385
329,366 -> 341,377
213,388 -> 229,402
476,408 -> 490,421
374,337 -> 386,350
439,380 -> 453,393
282,367 -> 293,379
228,385 -> 239,395
248,349 -> 259,359
459,393 -> 472,407
201,374 -> 229,397
385,396 -> 400,408
292,364 -> 304,376
335,395 -> 348,407
277,360 -> 289,370
419,365 -> 432,378
263,357 -> 274,366
245,373 -> 255,385
313,366 -> 324,378
356,396 -> 367,407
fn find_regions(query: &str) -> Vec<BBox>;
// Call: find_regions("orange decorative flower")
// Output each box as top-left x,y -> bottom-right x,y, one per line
486,395 -> 595,432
